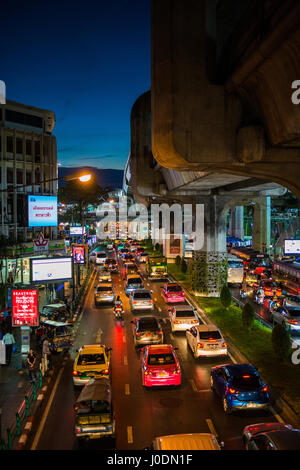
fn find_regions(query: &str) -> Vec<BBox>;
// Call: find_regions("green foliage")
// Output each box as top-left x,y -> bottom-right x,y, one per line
242,302 -> 255,331
272,323 -> 291,362
180,259 -> 188,274
220,285 -> 232,309
175,255 -> 181,266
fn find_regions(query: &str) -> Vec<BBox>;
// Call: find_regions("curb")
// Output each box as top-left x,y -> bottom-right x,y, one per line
168,273 -> 300,429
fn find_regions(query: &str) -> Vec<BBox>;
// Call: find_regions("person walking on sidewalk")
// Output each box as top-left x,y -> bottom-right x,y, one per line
26,348 -> 39,383
3,330 -> 15,366
42,337 -> 52,370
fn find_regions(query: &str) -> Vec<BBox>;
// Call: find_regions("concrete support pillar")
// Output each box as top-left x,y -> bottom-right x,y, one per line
229,206 -> 244,239
192,196 -> 227,297
252,197 -> 271,253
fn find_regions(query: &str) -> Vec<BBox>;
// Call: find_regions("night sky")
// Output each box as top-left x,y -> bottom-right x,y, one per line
1,0 -> 150,170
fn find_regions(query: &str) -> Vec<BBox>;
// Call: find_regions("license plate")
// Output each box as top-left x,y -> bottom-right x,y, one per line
158,372 -> 167,377
90,433 -> 102,439
247,403 -> 257,408
57,348 -> 62,352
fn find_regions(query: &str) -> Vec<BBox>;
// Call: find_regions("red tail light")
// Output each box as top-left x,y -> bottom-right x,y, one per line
197,343 -> 204,349
222,342 -> 227,348
228,388 -> 237,394
103,369 -> 109,375
262,385 -> 268,392
144,370 -> 152,376
289,320 -> 298,324
73,370 -> 78,376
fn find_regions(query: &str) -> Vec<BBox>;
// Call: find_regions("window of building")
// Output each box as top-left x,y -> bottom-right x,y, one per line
7,168 -> 13,184
34,141 -> 40,162
6,136 -> 14,153
16,138 -> 23,154
26,140 -> 32,155
26,171 -> 32,186
17,169 -> 23,185
35,168 -> 40,184
5,109 -> 43,129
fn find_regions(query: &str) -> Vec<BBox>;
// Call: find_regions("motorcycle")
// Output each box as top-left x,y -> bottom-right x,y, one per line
114,304 -> 124,320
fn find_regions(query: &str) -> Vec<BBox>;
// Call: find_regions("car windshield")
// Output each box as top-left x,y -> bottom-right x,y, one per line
133,292 -> 151,299
76,400 -> 111,414
138,319 -> 158,330
286,308 -> 300,317
43,306 -> 66,315
127,278 -> 142,285
167,285 -> 182,292
97,252 -> 106,257
231,375 -> 262,390
97,287 -> 113,293
199,330 -> 222,340
77,354 -> 106,365
175,311 -> 195,318
147,353 -> 175,365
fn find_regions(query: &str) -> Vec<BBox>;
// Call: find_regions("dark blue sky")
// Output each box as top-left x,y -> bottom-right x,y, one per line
1,0 -> 150,170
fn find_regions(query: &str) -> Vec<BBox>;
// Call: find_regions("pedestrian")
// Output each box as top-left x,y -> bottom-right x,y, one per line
26,348 -> 38,383
3,330 -> 15,366
42,337 -> 52,370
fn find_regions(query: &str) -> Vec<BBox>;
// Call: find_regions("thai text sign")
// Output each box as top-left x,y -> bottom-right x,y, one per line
28,195 -> 58,227
12,289 -> 39,326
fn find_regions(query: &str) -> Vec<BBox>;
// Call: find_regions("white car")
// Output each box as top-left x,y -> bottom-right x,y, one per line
95,252 -> 107,265
130,289 -> 154,311
98,269 -> 112,283
169,305 -> 199,332
186,325 -> 227,358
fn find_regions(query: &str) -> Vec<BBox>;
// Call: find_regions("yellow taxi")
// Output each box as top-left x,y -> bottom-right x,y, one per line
73,344 -> 112,388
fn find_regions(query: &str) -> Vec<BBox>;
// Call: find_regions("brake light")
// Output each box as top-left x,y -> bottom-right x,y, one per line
229,388 -> 237,394
157,330 -> 162,335
103,369 -> 109,375
222,342 -> 227,348
262,385 -> 268,392
289,320 -> 299,324
132,301 -> 137,304
197,343 -> 204,349
73,370 -> 78,376
208,338 -> 216,342
136,331 -> 142,336
173,369 -> 181,374
243,375 -> 250,378
174,320 -> 181,324
144,370 -> 153,376
191,320 -> 198,324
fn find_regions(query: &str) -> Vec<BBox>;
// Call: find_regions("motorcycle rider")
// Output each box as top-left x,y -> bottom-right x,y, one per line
114,296 -> 123,317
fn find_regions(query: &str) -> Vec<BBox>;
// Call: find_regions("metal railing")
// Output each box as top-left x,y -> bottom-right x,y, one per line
1,370 -> 43,450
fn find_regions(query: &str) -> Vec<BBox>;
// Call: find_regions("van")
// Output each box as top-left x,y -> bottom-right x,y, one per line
150,433 -> 221,450
227,255 -> 244,285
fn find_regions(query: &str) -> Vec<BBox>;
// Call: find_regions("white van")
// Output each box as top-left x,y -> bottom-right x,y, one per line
227,255 -> 244,286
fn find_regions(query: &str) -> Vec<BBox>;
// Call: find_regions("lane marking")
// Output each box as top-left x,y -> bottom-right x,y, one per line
206,418 -> 218,438
189,379 -> 198,392
270,407 -> 285,423
30,364 -> 65,450
127,426 -> 133,444
125,384 -> 130,395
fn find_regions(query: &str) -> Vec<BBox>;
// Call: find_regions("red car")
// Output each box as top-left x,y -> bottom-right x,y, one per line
161,283 -> 185,303
260,280 -> 282,297
140,344 -> 181,387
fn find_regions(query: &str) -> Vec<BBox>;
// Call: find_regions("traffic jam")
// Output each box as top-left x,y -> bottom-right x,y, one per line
57,239 -> 300,451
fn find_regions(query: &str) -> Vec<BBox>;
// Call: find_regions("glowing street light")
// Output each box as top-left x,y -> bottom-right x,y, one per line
78,174 -> 91,183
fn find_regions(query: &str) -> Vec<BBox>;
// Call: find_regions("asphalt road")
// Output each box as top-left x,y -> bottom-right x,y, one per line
28,250 -> 281,450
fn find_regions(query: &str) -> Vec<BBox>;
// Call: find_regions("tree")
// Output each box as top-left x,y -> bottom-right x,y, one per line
175,255 -> 181,266
180,259 -> 188,274
272,323 -> 291,362
220,285 -> 232,309
242,302 -> 255,331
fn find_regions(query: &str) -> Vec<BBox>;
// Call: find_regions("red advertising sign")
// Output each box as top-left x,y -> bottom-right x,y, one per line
72,245 -> 85,264
12,289 -> 39,327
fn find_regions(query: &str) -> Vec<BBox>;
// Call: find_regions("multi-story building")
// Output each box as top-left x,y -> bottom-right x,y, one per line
0,100 -> 57,242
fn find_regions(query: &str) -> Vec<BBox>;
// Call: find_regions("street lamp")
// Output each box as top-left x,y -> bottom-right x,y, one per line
0,172 -> 92,193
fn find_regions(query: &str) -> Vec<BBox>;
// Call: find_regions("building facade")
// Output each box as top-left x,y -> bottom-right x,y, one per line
0,100 -> 58,242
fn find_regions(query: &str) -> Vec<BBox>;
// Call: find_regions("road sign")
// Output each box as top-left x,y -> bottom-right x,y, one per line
12,289 -> 39,327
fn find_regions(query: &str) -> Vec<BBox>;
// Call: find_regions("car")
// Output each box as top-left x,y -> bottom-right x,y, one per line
186,325 -> 227,358
148,433 -> 221,450
130,289 -> 154,311
283,294 -> 300,307
135,247 -> 145,258
40,303 -> 70,323
121,253 -> 135,264
131,316 -> 163,347
98,269 -> 112,283
89,251 -> 97,263
137,252 -> 149,263
255,280 -> 282,299
94,283 -> 115,305
122,262 -> 138,280
106,243 -> 114,251
74,377 -> 115,442
169,304 -> 199,332
105,258 -> 118,273
95,252 -> 107,265
161,283 -> 185,303
125,274 -> 144,296
242,422 -> 298,450
271,305 -> 300,332
210,363 -> 270,414
140,344 -> 181,387
73,344 -> 112,387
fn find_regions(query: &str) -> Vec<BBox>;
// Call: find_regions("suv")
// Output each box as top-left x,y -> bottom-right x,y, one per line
94,283 -> 115,305
131,316 -> 163,347
130,289 -> 154,311
73,344 -> 112,388
95,252 -> 107,265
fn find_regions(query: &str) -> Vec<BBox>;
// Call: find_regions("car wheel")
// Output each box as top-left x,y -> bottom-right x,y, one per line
223,397 -> 232,414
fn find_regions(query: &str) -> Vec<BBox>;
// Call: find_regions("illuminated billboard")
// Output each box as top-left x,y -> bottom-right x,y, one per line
284,239 -> 300,255
12,289 -> 39,327
28,195 -> 58,227
30,257 -> 73,283
72,245 -> 85,264
70,226 -> 85,235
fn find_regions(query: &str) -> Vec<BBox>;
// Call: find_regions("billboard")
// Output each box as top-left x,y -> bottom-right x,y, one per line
28,195 -> 58,227
72,245 -> 85,264
70,226 -> 85,235
12,289 -> 39,327
284,239 -> 300,255
30,257 -> 73,283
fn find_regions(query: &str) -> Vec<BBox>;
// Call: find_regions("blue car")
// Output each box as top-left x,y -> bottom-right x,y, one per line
210,364 -> 270,414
